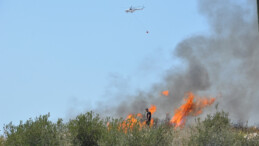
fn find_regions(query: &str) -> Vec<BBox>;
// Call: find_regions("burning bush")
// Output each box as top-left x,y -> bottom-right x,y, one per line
170,92 -> 215,128
116,104 -> 157,134
101,119 -> 174,146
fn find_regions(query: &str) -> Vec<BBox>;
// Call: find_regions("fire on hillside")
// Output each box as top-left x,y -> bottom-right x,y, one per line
118,105 -> 157,133
170,92 -> 216,128
109,92 -> 216,132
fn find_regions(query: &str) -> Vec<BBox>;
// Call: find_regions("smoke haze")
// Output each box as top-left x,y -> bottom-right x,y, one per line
102,0 -> 259,124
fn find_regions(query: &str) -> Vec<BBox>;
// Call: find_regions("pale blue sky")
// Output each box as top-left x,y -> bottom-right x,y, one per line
0,0 -> 209,129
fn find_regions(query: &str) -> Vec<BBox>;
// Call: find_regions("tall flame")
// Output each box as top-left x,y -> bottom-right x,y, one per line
149,104 -> 156,127
170,92 -> 215,128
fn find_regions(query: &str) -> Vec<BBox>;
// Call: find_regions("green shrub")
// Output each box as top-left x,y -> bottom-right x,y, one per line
189,111 -> 246,146
3,113 -> 61,146
98,118 -> 126,145
2,110 -> 258,145
129,124 -> 173,146
99,118 -> 174,146
68,111 -> 105,146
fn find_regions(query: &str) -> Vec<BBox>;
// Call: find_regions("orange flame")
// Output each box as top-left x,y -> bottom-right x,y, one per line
119,114 -> 138,133
119,105 -> 157,133
162,90 -> 169,96
137,113 -> 143,118
149,104 -> 157,115
148,104 -> 156,127
170,92 -> 215,128
107,122 -> 110,131
150,118 -> 154,127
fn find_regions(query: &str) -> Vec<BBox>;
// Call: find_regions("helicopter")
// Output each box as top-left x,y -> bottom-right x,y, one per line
125,6 -> 144,13
125,6 -> 149,34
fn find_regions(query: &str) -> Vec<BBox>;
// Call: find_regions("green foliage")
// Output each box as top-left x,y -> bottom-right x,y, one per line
99,118 -> 174,146
1,110 -> 258,146
188,111 -> 254,146
126,124 -> 173,146
0,135 -> 5,146
3,113 -> 62,146
98,118 -> 125,145
68,111 -> 105,146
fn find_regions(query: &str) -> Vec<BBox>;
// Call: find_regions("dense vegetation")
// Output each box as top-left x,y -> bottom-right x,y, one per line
0,111 -> 258,146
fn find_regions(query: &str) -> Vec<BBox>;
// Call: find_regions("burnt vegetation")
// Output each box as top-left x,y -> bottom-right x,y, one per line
0,111 -> 258,146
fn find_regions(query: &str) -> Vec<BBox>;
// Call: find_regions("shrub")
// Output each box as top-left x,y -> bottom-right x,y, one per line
3,113 -> 61,146
0,135 -> 5,146
99,118 -> 174,146
68,111 -> 105,146
188,111 -> 245,146
2,110 -> 258,145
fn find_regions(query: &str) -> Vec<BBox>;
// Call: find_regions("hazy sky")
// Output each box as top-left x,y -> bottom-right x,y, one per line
0,0 -> 211,129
